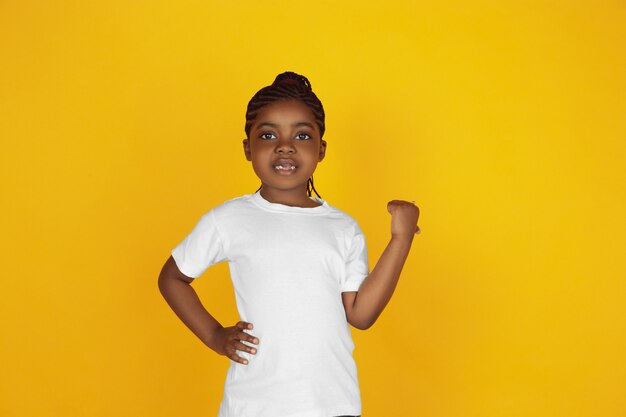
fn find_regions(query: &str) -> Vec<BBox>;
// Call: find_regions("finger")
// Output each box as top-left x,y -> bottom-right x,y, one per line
248,333 -> 260,344
238,321 -> 253,330
229,347 -> 249,365
239,330 -> 259,345
416,225 -> 421,234
234,339 -> 258,355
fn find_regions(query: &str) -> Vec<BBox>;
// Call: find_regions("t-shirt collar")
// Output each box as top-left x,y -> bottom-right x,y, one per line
251,190 -> 330,214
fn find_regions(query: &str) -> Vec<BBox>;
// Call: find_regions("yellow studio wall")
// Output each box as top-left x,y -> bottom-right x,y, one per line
1,1 -> 625,416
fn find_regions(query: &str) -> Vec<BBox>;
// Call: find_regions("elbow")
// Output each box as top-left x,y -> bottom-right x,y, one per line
349,317 -> 375,331
347,306 -> 376,330
359,320 -> 375,330
352,322 -> 373,331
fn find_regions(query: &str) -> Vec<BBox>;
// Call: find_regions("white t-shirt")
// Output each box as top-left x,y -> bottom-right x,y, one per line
171,190 -> 369,417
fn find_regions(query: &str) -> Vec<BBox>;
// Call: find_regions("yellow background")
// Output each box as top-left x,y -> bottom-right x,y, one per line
1,1 -> 625,416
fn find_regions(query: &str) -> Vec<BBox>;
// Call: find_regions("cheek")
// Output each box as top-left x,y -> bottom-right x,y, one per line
249,159 -> 265,172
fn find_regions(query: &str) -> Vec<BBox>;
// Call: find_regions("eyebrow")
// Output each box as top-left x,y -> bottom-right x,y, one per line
255,121 -> 315,130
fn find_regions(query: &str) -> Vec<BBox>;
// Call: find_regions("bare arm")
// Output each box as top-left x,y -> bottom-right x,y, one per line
343,236 -> 413,330
342,199 -> 419,330
157,255 -> 223,350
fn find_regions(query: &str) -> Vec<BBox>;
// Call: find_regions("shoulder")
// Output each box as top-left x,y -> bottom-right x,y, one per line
322,201 -> 363,234
203,193 -> 254,217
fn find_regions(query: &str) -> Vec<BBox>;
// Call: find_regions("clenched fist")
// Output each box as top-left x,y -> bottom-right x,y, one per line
387,200 -> 420,240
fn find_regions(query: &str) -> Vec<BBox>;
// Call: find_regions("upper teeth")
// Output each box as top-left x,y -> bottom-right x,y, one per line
274,165 -> 296,170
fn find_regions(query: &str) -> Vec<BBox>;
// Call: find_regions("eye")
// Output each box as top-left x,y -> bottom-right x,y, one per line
259,132 -> 311,140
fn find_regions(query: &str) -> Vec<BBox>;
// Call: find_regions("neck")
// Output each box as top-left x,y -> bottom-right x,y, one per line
259,187 -> 321,208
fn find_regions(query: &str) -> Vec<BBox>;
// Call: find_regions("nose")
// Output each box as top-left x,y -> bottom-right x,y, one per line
275,136 -> 295,154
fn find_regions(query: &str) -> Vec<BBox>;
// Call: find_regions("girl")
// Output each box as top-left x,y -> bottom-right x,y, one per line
158,71 -> 420,417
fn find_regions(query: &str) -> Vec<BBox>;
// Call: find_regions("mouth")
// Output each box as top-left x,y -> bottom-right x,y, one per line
272,158 -> 298,175
272,164 -> 298,175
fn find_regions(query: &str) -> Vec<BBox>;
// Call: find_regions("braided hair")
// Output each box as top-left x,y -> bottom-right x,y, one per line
245,71 -> 325,198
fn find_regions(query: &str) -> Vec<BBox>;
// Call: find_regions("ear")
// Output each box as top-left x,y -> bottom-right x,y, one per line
318,139 -> 327,162
243,138 -> 252,161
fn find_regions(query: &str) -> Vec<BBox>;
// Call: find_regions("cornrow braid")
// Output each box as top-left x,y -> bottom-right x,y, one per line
246,71 -> 325,199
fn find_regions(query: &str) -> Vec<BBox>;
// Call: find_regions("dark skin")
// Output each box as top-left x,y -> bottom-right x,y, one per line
158,256 -> 259,364
158,99 -> 420,365
242,99 -> 327,208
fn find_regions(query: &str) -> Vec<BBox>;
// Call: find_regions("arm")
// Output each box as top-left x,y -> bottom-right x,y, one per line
158,255 -> 223,350
343,236 -> 413,330
343,200 -> 420,330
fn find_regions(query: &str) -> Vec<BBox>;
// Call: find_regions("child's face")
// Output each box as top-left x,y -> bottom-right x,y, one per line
243,99 -> 326,196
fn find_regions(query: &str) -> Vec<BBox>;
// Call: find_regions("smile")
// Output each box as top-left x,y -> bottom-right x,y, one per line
273,164 -> 297,175
273,165 -> 297,170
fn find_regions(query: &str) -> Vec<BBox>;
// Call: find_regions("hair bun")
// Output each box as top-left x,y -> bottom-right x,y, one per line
273,71 -> 312,91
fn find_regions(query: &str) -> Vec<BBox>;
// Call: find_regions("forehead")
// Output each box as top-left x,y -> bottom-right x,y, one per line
252,100 -> 316,128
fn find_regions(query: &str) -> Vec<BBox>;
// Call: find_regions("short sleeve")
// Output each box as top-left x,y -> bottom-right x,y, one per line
171,209 -> 227,279
341,221 -> 369,292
